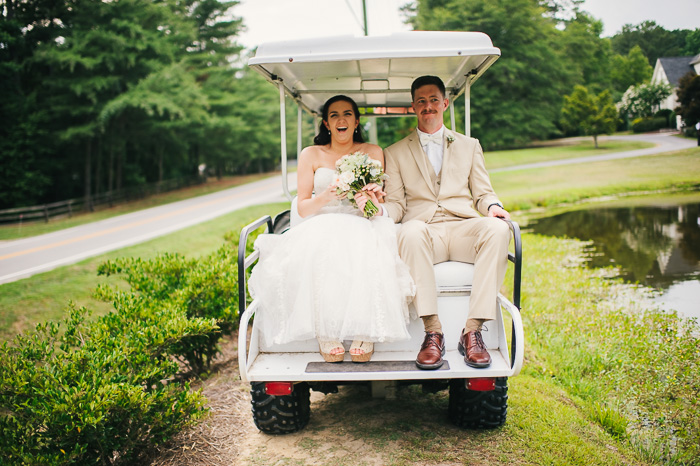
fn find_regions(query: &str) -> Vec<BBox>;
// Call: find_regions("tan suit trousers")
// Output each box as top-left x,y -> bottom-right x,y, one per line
397,213 -> 511,323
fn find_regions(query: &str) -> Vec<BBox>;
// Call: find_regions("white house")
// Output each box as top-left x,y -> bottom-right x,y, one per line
651,54 -> 700,128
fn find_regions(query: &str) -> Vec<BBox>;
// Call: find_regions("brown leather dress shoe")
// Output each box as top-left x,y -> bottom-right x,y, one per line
416,332 -> 445,370
458,330 -> 492,368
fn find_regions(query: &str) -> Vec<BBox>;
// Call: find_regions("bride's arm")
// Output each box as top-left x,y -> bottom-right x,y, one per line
296,147 -> 339,218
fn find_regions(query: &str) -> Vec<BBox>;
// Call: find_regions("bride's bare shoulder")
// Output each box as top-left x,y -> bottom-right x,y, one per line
298,145 -> 326,166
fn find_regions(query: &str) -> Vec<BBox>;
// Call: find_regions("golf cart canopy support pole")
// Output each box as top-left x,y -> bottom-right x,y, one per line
449,92 -> 456,132
465,84 -> 471,138
297,106 -> 303,169
278,80 -> 292,201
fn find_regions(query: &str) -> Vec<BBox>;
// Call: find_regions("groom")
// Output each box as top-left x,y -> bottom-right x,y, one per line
364,75 -> 511,370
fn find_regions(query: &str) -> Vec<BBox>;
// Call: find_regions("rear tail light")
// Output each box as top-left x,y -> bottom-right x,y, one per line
265,382 -> 294,396
467,377 -> 496,391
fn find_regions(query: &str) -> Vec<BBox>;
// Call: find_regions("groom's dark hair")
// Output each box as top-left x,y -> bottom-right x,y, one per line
411,75 -> 446,100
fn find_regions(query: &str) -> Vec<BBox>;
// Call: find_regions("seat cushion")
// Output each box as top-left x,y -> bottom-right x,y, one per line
434,261 -> 474,288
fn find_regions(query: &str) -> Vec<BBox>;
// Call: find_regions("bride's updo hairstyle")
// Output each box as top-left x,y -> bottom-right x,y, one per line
314,95 -> 365,146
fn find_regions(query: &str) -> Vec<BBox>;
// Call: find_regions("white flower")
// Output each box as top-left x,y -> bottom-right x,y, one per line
340,171 -> 355,184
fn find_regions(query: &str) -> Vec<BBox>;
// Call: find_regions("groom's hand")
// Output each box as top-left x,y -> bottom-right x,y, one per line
355,184 -> 385,216
488,204 -> 510,220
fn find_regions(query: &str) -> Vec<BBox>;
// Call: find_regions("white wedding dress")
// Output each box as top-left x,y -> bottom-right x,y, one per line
249,167 -> 415,347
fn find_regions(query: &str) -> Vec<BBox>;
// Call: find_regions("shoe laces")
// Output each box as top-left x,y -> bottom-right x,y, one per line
470,330 -> 486,350
423,331 -> 443,349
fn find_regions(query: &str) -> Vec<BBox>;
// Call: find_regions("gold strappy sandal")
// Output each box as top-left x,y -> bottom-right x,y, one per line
318,339 -> 345,363
350,340 -> 374,363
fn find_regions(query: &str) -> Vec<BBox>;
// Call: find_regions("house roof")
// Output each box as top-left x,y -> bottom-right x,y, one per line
658,56 -> 696,86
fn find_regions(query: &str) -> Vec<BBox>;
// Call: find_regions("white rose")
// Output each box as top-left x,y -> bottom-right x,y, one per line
340,171 -> 355,184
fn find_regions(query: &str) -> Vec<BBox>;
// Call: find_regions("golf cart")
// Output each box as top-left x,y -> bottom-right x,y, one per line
237,31 -> 523,434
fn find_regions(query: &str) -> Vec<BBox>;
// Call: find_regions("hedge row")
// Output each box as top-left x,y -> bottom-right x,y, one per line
0,237 -> 253,465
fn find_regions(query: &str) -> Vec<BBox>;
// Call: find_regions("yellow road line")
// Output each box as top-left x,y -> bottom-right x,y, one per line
0,183 -> 272,261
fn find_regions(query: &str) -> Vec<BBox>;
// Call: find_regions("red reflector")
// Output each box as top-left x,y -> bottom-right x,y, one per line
467,377 -> 496,391
265,382 -> 293,396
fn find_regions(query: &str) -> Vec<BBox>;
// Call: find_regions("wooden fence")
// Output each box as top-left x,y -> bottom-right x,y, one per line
0,175 -> 206,225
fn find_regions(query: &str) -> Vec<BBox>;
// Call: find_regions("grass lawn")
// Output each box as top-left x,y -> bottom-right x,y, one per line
485,138 -> 654,169
492,146 -> 700,210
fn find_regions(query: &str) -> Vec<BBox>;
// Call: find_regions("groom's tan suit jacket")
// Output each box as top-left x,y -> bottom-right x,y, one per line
383,128 -> 507,320
383,128 -> 500,224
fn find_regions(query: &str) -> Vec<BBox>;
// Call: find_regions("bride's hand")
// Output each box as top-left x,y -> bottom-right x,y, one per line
354,184 -> 384,214
361,183 -> 385,202
319,183 -> 345,204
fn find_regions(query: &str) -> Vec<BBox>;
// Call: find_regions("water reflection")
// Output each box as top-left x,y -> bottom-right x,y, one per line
528,203 -> 700,319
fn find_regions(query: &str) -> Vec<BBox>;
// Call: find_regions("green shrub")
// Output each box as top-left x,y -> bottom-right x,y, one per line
0,305 -> 212,465
96,244 -> 240,373
0,220 -> 267,464
653,109 -> 674,128
631,117 -> 667,133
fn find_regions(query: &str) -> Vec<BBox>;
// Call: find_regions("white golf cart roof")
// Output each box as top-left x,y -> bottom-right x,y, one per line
248,31 -> 501,116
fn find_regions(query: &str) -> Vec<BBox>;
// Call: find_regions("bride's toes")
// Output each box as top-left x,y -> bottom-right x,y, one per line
318,339 -> 345,363
350,340 -> 374,363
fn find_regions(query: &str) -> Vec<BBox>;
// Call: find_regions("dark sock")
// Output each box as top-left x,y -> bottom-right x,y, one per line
465,318 -> 485,333
421,315 -> 443,334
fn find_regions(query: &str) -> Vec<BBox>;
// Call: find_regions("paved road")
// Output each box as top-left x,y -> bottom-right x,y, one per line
0,132 -> 695,285
0,174 -> 297,285
491,132 -> 696,172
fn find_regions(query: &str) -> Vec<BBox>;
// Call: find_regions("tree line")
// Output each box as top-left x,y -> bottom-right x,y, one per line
1,0 -> 282,210
397,0 -> 699,150
1,0 -> 699,210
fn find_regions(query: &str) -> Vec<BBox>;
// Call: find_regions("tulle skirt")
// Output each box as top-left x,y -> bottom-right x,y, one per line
249,207 -> 415,347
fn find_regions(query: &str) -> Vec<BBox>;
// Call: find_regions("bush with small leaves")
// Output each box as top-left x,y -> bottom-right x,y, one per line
96,244 -> 240,372
0,305 -> 212,465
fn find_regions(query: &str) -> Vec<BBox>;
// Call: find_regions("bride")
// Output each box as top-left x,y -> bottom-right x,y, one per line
249,95 -> 415,363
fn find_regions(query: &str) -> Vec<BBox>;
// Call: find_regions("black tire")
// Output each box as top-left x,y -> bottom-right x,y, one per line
448,377 -> 508,429
251,382 -> 311,434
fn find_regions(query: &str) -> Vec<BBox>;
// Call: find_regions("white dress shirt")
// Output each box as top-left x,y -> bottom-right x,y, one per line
417,125 -> 445,176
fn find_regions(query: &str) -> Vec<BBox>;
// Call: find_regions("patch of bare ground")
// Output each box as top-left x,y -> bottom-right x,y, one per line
147,335 -> 252,465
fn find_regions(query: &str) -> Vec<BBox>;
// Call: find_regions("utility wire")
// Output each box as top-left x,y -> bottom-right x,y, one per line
344,0 -> 365,34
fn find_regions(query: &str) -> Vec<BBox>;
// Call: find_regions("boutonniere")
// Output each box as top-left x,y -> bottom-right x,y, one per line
446,134 -> 455,148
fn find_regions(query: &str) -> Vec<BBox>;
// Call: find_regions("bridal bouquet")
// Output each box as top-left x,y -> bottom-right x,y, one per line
332,152 -> 386,218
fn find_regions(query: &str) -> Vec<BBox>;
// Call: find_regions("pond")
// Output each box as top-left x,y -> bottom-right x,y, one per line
527,200 -> 700,320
